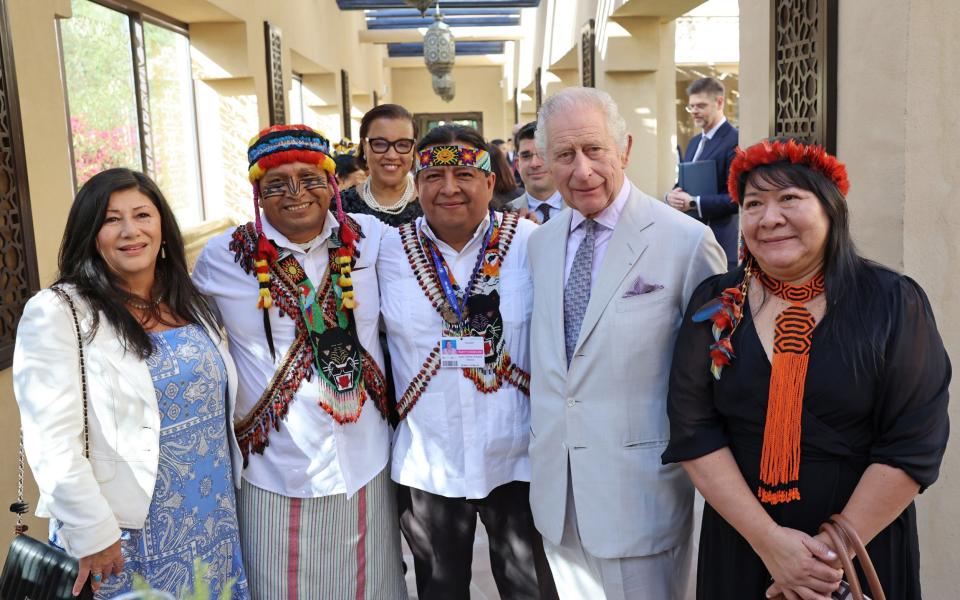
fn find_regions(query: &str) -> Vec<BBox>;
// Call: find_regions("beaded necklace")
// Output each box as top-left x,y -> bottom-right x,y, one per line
229,221 -> 388,464
358,173 -> 415,215
395,211 -> 529,420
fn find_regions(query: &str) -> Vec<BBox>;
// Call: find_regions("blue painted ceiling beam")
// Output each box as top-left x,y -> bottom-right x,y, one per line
367,16 -> 519,28
387,41 -> 506,57
338,0 -> 540,9
366,8 -> 520,17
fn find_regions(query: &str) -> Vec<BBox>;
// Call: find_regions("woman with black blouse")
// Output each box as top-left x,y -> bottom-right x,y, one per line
662,139 -> 949,599
339,103 -> 422,226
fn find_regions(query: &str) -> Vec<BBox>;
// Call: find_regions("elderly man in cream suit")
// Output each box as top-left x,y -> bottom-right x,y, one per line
526,87 -> 726,599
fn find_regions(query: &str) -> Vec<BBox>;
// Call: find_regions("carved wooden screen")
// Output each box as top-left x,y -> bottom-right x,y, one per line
0,0 -> 39,369
581,19 -> 595,88
770,0 -> 837,152
264,21 -> 285,125
535,67 -> 542,111
130,16 -> 154,176
341,70 -> 352,140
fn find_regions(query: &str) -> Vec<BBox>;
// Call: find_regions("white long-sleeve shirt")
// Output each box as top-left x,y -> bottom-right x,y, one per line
193,212 -> 389,498
378,212 -> 536,499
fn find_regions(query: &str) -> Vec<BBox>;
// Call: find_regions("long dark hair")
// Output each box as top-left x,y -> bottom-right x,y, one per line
488,143 -> 518,196
415,124 -> 488,153
356,103 -> 417,170
737,161 -> 886,375
56,168 -> 219,358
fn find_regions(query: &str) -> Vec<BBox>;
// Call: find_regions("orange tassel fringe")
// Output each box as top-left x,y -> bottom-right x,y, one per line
756,271 -> 823,505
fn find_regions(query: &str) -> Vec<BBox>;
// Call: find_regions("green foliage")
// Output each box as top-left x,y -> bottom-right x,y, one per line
130,558 -> 235,600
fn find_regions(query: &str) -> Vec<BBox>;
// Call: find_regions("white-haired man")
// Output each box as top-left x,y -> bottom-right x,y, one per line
526,87 -> 726,599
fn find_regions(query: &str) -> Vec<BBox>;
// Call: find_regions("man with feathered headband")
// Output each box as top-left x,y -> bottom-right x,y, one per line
193,125 -> 406,598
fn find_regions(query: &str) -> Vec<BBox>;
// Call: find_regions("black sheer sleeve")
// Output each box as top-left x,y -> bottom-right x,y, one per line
870,275 -> 951,490
662,272 -> 733,464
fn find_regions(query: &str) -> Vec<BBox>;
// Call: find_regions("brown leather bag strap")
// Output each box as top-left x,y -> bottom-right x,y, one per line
819,521 -> 864,600
829,514 -> 886,600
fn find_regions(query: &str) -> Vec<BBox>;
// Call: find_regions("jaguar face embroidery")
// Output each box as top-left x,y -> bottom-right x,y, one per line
311,327 -> 362,392
465,291 -> 504,365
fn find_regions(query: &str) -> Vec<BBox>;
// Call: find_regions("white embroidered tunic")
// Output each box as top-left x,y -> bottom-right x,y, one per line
193,212 -> 389,499
378,213 -> 536,499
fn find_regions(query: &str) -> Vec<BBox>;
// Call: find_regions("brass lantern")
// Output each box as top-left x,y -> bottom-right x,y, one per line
432,73 -> 455,103
423,10 -> 456,100
405,0 -> 433,17
424,12 -> 455,78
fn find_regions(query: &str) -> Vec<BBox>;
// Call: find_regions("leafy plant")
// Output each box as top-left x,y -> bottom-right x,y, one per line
131,559 -> 235,600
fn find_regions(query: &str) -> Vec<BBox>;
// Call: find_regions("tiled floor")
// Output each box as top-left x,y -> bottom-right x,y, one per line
401,494 -> 703,599
402,516 -> 499,599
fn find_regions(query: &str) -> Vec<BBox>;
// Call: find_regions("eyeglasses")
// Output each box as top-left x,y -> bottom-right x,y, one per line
260,174 -> 327,198
685,102 -> 712,113
367,137 -> 415,154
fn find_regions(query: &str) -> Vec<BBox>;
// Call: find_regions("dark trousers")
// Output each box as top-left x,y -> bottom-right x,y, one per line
398,481 -> 559,600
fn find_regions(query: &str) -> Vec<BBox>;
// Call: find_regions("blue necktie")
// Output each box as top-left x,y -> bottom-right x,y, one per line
563,219 -> 596,365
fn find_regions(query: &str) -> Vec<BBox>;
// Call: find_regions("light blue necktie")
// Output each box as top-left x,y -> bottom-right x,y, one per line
563,219 -> 596,365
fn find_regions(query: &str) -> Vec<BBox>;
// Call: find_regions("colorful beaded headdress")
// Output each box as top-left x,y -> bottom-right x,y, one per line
727,138 -> 849,204
334,138 -> 358,156
416,145 -> 492,173
246,124 -> 357,312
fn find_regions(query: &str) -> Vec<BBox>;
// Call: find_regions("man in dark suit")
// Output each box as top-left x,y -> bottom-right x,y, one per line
666,77 -> 739,268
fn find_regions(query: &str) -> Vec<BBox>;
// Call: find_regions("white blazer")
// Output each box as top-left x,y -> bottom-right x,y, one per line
12,285 -> 242,558
527,186 -> 727,559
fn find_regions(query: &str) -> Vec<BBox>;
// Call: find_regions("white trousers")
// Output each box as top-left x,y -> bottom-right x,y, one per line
542,477 -> 692,600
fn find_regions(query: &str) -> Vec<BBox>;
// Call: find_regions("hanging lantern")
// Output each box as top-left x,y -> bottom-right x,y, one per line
423,11 -> 455,80
432,73 -> 456,102
405,0 -> 433,17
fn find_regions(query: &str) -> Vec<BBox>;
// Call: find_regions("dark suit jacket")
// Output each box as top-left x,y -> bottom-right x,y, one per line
680,120 -> 739,267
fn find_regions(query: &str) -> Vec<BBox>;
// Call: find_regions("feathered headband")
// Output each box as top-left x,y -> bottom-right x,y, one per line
727,138 -> 850,204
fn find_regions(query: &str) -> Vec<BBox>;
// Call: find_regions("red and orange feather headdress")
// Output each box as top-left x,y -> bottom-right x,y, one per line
727,138 -> 849,204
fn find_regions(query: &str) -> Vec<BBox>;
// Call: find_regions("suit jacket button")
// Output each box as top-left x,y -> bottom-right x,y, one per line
566,397 -> 576,407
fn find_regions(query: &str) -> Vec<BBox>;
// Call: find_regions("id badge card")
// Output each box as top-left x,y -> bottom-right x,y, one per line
440,336 -> 486,368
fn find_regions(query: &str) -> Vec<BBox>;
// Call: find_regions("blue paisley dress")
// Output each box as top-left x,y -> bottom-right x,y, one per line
93,324 -> 248,599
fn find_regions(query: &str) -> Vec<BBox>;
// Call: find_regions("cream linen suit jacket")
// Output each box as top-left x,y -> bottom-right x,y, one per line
527,185 -> 726,559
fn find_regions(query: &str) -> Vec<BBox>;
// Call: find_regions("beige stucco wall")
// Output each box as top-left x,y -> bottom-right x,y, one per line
739,0 -> 960,594
390,65 -> 510,141
0,0 -> 390,558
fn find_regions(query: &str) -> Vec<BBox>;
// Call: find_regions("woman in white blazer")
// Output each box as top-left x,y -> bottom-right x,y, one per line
13,169 -> 248,598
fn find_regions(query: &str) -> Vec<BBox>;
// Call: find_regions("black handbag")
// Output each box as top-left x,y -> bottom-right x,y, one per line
0,288 -> 94,599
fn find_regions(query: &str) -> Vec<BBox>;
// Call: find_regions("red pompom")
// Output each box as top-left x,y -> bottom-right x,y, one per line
256,234 -> 279,262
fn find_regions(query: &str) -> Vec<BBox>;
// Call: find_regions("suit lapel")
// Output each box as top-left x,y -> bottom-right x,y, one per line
574,190 -> 652,353
98,327 -> 157,408
547,210 -> 573,360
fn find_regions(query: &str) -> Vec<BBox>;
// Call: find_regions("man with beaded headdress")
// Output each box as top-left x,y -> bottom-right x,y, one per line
377,124 -> 557,598
192,125 -> 406,599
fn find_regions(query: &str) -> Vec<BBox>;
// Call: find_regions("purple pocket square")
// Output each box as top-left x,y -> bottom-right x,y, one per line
622,276 -> 664,298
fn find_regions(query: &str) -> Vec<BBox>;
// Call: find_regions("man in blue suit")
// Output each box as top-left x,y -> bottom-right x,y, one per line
666,77 -> 739,269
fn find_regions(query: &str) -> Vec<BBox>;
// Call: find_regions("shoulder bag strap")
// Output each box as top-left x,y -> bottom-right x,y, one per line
830,513 -> 886,600
13,287 -> 90,535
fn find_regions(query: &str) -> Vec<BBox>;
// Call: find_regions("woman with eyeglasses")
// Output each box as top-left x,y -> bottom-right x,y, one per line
340,103 -> 422,226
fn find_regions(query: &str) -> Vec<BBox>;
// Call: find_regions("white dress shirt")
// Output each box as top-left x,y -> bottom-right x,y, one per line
378,212 -> 537,499
564,177 -> 632,285
193,212 -> 389,499
692,116 -> 727,217
526,190 -> 564,221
